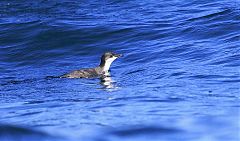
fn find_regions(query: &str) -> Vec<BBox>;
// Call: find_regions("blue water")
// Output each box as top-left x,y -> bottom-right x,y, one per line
0,0 -> 240,141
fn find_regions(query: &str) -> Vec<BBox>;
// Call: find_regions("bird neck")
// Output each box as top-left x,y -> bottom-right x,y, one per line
99,58 -> 116,73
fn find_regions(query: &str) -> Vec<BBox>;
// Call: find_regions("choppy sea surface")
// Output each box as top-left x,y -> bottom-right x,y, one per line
0,0 -> 240,141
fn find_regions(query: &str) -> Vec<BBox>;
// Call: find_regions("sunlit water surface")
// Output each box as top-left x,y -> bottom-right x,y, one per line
0,0 -> 239,141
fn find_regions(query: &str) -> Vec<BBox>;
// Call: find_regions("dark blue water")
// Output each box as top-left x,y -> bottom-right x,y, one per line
0,0 -> 240,141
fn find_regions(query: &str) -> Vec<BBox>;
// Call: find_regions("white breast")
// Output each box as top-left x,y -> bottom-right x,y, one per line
103,57 -> 117,72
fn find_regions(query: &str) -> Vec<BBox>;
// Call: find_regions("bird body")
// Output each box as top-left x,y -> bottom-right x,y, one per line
60,52 -> 121,78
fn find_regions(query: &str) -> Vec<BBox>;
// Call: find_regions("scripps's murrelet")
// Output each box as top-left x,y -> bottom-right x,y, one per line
60,52 -> 122,78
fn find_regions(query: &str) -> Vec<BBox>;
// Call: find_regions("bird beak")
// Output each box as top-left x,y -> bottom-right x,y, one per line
114,53 -> 122,58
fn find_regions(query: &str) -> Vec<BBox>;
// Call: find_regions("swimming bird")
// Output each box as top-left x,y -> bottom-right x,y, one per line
60,52 -> 122,78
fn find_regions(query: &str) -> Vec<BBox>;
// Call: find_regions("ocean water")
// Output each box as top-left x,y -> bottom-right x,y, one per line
0,0 -> 240,141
